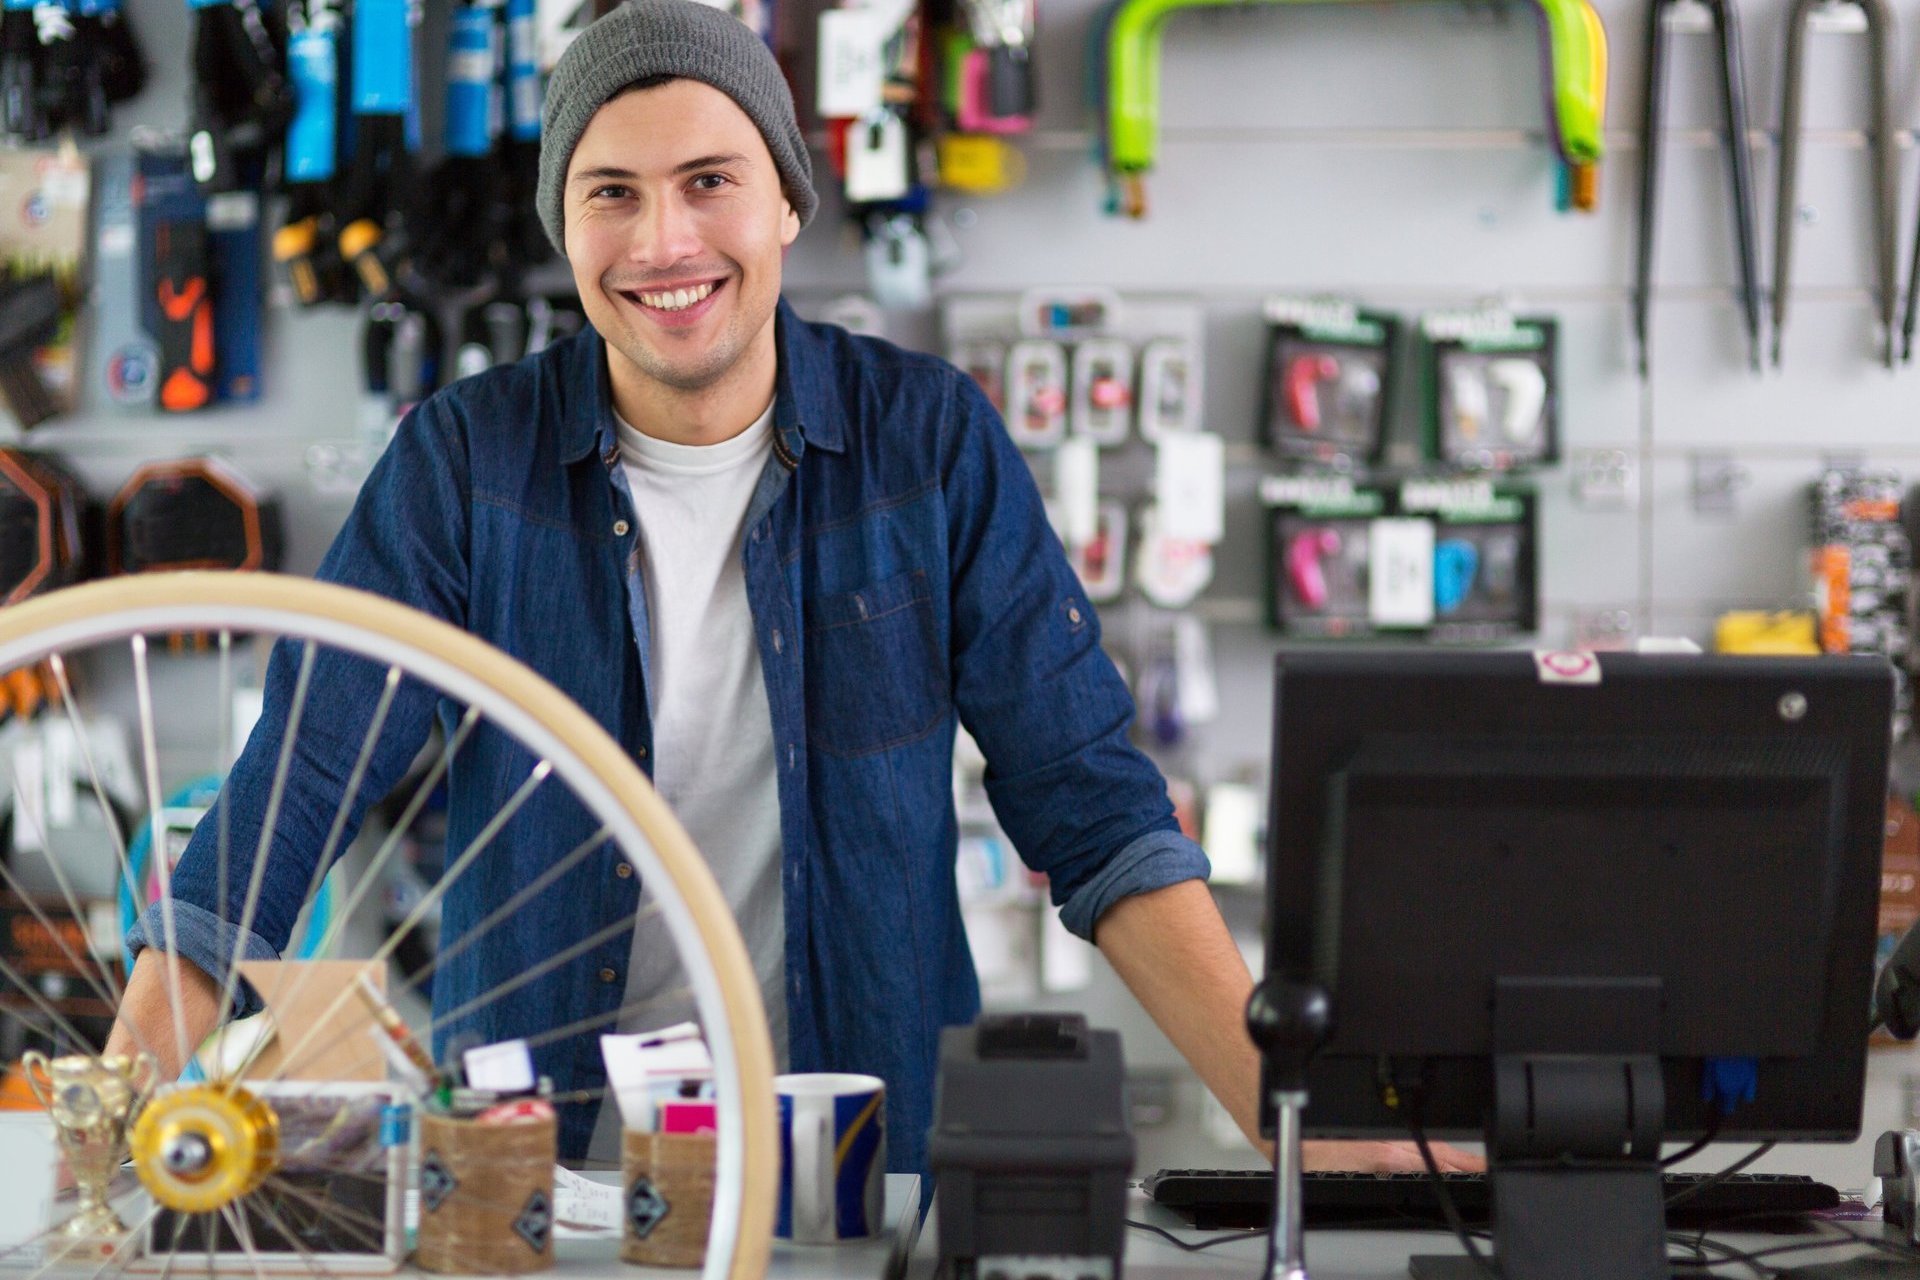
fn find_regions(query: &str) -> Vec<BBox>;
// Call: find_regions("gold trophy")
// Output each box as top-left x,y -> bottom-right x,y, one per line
23,1050 -> 159,1243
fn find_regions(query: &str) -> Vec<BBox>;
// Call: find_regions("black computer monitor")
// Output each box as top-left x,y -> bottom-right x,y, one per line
1263,650 -> 1894,1280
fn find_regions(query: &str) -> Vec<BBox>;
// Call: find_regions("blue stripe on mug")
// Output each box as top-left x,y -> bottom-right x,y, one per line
833,1091 -> 884,1238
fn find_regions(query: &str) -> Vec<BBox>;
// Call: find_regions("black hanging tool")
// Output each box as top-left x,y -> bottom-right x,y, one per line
35,0 -> 107,135
334,0 -> 418,300
1635,1 -> 1762,374
1773,0 -> 1896,369
2,0 -> 46,140
186,0 -> 294,192
0,271 -> 62,428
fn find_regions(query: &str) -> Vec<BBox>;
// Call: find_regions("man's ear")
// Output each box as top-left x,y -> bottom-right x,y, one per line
780,198 -> 801,247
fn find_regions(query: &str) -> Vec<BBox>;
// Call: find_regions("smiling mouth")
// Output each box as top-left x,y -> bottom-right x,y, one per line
622,280 -> 722,313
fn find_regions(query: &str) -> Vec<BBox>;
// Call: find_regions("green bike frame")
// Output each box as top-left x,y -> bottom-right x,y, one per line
1105,0 -> 1608,203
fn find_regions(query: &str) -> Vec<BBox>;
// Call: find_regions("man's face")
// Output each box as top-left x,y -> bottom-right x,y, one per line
564,79 -> 800,398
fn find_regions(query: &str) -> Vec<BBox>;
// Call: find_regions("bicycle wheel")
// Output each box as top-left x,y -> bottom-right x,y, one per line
0,572 -> 776,1280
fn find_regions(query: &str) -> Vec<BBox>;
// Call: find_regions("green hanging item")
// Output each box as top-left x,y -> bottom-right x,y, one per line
1103,0 -> 1608,216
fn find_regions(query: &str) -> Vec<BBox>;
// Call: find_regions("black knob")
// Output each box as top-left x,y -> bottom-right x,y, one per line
1245,976 -> 1332,1092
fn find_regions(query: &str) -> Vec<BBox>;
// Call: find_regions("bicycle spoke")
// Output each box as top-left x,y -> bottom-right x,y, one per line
398,827 -> 614,991
0,950 -> 97,1055
214,641 -> 318,1085
0,795 -> 143,1056
522,980 -> 696,1052
265,756 -> 550,1086
216,630 -> 233,987
45,654 -> 145,978
216,1204 -> 268,1280
228,668 -> 402,1084
132,634 -> 192,1074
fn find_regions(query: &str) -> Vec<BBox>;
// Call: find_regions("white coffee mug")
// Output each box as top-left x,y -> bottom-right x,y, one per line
774,1073 -> 886,1244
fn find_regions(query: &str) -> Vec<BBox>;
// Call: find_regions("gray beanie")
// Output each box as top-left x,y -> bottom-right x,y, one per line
537,0 -> 818,256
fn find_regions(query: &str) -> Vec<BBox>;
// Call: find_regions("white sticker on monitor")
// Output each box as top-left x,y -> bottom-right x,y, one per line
1533,651 -> 1601,685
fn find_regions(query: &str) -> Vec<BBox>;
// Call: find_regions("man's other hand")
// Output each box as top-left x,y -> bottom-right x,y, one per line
1303,1139 -> 1485,1174
104,949 -> 221,1080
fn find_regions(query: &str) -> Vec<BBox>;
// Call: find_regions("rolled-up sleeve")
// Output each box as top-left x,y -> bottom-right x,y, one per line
125,899 -> 278,1019
940,371 -> 1211,940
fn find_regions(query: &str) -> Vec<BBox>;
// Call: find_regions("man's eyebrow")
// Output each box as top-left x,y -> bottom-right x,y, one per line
569,155 -> 752,186
672,152 -> 750,175
570,166 -> 637,186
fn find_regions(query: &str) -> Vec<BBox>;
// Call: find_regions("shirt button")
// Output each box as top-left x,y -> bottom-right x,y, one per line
613,519 -> 631,536
1069,606 -> 1083,625
753,525 -> 765,543
614,863 -> 633,879
636,745 -> 648,759
772,628 -> 783,654
599,967 -> 619,984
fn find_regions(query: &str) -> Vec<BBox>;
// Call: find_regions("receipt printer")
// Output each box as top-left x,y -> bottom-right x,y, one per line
928,1012 -> 1133,1280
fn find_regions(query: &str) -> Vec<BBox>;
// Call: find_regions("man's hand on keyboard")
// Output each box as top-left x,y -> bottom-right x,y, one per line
1303,1140 -> 1485,1173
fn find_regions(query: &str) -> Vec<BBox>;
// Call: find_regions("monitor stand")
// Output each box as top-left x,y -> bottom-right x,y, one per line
1408,1160 -> 1666,1280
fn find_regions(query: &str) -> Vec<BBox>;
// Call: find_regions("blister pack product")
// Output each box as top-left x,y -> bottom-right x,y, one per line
951,338 -> 1006,411
1260,474 -> 1390,638
1812,471 -> 1911,736
1136,338 -> 1198,441
1400,478 -> 1539,642
1005,338 -> 1068,448
1064,500 -> 1128,603
1071,336 -> 1133,446
1261,297 -> 1396,469
1134,501 -> 1212,609
1420,309 -> 1558,471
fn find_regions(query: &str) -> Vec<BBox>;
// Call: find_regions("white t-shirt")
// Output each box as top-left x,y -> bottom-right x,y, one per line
586,402 -> 786,1162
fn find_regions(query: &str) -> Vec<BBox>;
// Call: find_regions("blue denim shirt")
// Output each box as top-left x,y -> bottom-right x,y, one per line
132,300 -> 1210,1170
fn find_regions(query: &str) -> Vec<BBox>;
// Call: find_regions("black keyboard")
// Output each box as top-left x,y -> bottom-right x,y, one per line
1143,1168 -> 1844,1230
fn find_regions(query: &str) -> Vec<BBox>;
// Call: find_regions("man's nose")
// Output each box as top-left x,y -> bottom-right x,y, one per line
630,194 -> 702,266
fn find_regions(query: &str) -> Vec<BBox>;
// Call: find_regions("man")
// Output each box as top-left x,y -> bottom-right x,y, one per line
110,0 -> 1473,1175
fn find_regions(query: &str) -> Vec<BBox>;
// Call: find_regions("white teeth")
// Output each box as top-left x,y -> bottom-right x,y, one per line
635,282 -> 717,311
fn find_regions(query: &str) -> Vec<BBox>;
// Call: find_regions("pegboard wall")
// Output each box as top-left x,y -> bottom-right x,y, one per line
12,0 -> 1920,782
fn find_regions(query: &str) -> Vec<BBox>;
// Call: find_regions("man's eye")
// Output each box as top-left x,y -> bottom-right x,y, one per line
592,184 -> 630,200
691,174 -> 731,192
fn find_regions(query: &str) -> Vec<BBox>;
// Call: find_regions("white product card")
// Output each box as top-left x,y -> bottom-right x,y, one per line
42,724 -> 75,826
1039,908 -> 1092,993
864,222 -> 931,310
551,1165 -> 623,1236
1369,518 -> 1436,628
463,1038 -> 536,1093
600,1026 -> 712,1130
1173,616 -> 1218,725
844,110 -> 910,203
1054,436 -> 1100,547
0,1113 -> 56,1264
1154,431 -> 1225,543
816,9 -> 886,117
1202,783 -> 1262,886
11,742 -> 45,854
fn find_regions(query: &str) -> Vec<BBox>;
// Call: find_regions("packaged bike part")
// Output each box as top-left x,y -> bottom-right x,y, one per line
1005,338 -> 1068,448
0,448 -> 90,604
1136,338 -> 1199,441
1260,297 -> 1397,468
1134,502 -> 1212,609
107,455 -> 283,575
1260,473 -> 1392,638
1070,337 -> 1133,446
1813,469 -> 1910,736
951,337 -> 1007,411
1399,477 -> 1539,642
1420,308 -> 1558,471
1059,499 -> 1127,603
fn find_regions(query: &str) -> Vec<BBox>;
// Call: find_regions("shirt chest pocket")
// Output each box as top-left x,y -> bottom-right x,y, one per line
803,570 -> 948,756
